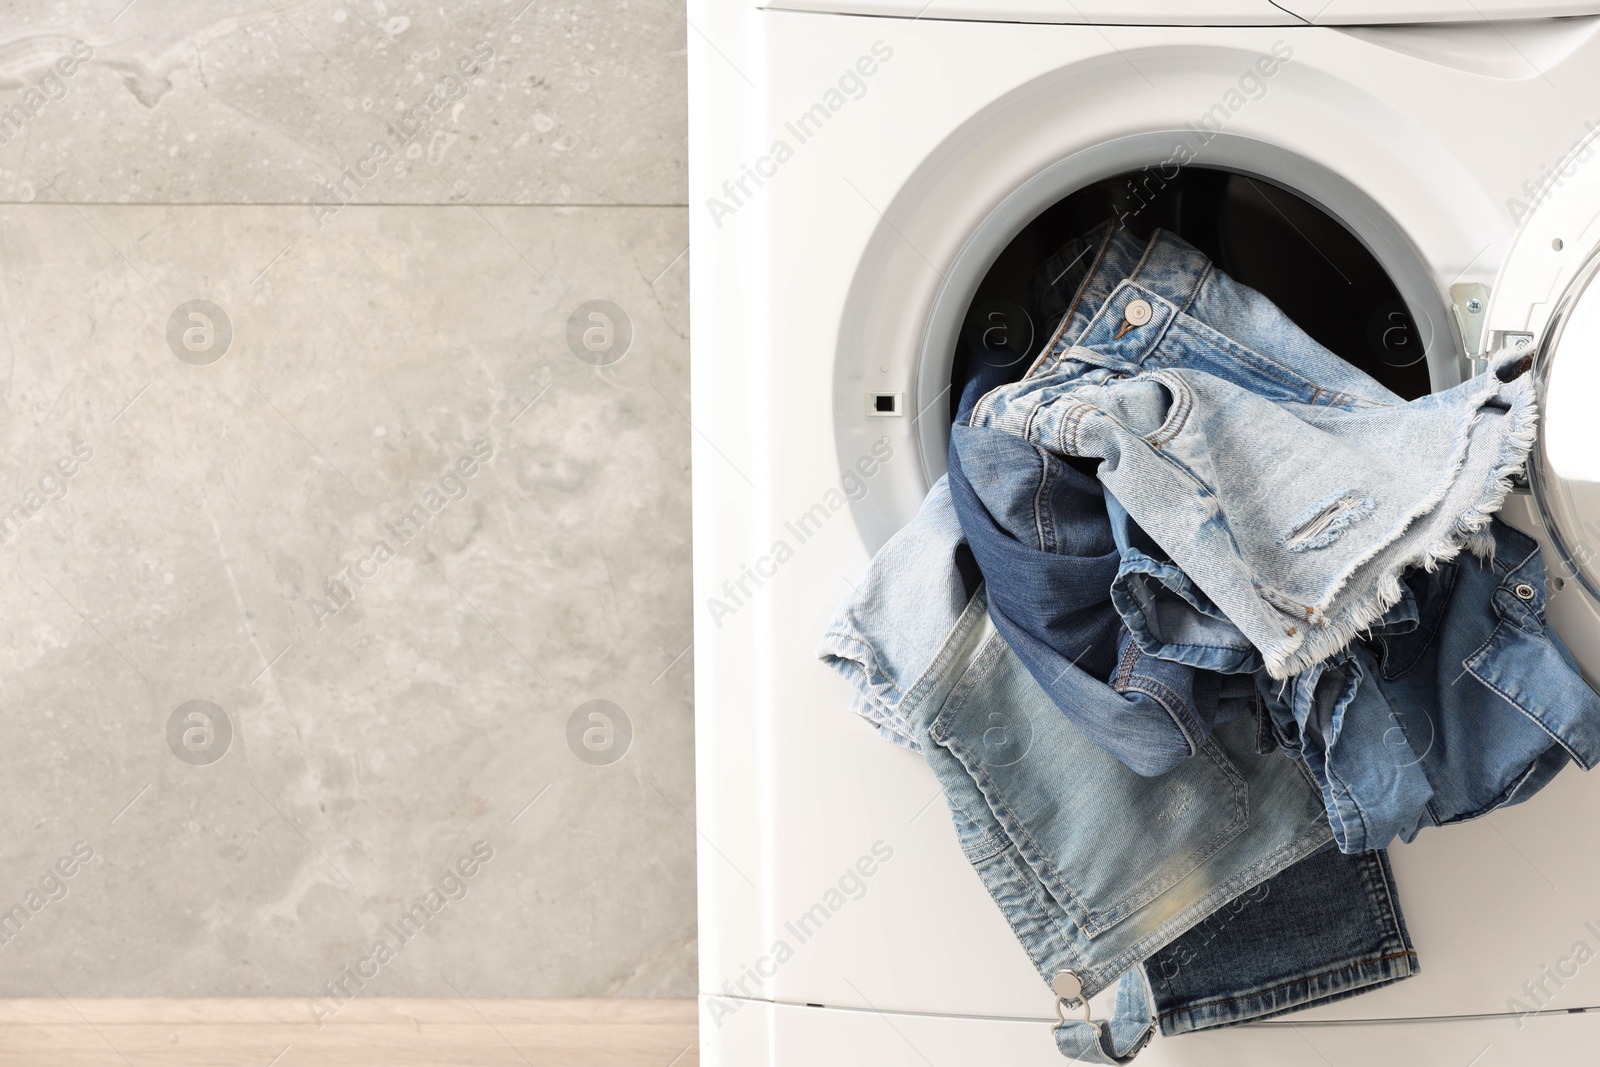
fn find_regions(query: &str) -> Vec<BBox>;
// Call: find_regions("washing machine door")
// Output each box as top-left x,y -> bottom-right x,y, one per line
1520,250 -> 1600,606
1485,129 -> 1600,629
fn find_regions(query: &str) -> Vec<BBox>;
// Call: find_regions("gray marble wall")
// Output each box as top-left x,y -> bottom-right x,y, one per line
0,2 -> 693,999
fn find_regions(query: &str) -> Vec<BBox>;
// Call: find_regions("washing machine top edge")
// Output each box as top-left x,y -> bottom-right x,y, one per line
749,0 -> 1600,26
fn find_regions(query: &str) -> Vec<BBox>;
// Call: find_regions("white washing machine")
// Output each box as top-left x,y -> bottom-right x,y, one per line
688,3 -> 1600,1063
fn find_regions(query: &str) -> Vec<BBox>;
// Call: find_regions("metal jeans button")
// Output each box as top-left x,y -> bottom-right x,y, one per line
1515,583 -> 1536,601
1051,970 -> 1083,1001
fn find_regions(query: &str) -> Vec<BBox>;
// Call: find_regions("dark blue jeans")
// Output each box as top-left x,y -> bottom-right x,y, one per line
948,422 -> 1242,777
1146,844 -> 1415,1035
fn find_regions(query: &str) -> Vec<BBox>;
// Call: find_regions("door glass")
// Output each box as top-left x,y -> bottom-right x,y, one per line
1531,253 -> 1600,601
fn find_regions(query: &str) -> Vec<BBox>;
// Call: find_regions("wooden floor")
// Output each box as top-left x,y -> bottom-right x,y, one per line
0,998 -> 698,1066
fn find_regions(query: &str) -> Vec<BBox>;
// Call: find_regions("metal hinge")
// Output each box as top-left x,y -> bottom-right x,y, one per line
1450,282 -> 1490,378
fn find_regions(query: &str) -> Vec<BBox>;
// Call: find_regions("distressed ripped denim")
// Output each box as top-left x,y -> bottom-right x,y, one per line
974,228 -> 1538,680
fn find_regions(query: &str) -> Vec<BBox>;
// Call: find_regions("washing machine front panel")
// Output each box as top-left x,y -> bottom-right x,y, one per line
693,3 -> 1600,1041
702,998 -> 1600,1067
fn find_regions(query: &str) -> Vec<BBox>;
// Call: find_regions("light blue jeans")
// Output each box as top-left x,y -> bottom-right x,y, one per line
974,229 -> 1539,679
819,482 -> 1416,1061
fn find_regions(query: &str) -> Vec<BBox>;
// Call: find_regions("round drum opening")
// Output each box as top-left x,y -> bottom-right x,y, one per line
895,134 -> 1458,504
841,133 -> 1456,552
949,167 -> 1432,431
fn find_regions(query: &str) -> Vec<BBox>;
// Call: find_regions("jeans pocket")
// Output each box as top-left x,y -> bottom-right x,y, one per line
1140,371 -> 1193,448
929,636 -> 1249,938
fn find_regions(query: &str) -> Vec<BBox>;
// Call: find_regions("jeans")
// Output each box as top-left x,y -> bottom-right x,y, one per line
819,482 -> 1417,1060
973,228 -> 1539,680
1145,844 -> 1415,1035
948,421 -> 1247,776
1003,225 -> 1600,851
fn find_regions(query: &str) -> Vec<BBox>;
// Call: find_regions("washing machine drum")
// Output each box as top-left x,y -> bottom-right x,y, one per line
1529,252 -> 1600,601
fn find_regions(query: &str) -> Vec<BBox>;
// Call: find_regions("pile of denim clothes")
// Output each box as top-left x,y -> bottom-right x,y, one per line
819,222 -> 1600,1062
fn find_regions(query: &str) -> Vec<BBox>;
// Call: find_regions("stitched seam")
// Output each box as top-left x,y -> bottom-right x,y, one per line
1465,623 -> 1590,768
936,623 -> 1011,733
1061,227 -> 1115,337
961,827 -> 1011,862
1118,677 -> 1203,754
1379,563 -> 1457,680
1169,315 -> 1318,398
1127,228 -> 1160,282
1180,261 -> 1211,314
1114,638 -> 1141,689
1322,760 -> 1374,854
1153,950 -> 1419,1021
1254,582 -> 1319,624
997,848 -> 1086,977
1032,227 -> 1118,376
902,590 -> 991,725
1371,851 -> 1410,959
1091,821 -> 1330,986
1031,445 -> 1053,554
1064,401 -> 1093,457
820,630 -> 908,700
1167,314 -> 1392,409
1143,372 -> 1193,447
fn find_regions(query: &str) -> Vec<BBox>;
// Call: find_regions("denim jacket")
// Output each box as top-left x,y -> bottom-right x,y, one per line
1263,517 -> 1600,852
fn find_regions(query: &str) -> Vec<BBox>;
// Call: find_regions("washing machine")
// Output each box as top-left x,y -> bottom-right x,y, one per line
689,3 -> 1600,1063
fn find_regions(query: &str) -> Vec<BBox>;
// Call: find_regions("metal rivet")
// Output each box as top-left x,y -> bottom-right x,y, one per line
1050,970 -> 1083,1001
1123,299 -> 1152,327
1515,583 -> 1536,601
